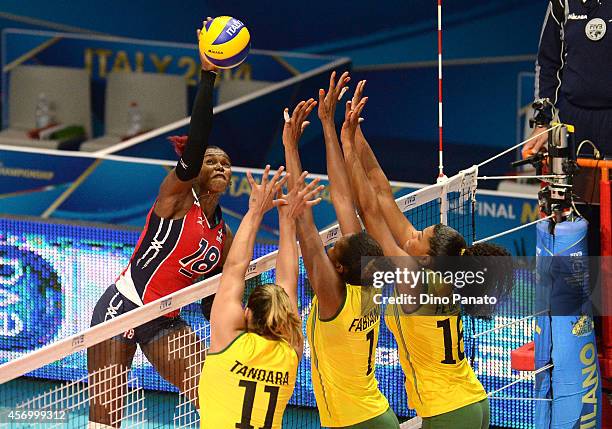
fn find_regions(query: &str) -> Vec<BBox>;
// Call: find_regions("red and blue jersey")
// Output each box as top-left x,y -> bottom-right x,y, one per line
115,192 -> 225,316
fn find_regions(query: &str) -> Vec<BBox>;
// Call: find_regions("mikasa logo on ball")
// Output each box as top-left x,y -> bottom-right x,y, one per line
585,18 -> 606,41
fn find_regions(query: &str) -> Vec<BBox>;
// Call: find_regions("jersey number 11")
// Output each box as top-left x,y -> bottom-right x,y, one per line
236,380 -> 279,429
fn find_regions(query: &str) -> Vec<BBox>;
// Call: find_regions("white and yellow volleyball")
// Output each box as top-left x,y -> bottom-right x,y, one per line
199,16 -> 251,69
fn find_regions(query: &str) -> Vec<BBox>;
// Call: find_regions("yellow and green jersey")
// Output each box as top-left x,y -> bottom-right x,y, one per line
199,332 -> 298,429
306,284 -> 390,427
385,275 -> 487,417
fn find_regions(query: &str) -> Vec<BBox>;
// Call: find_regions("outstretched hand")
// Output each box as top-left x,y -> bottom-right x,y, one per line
282,99 -> 317,149
318,71 -> 351,124
246,165 -> 289,215
340,98 -> 368,146
350,79 -> 366,112
196,17 -> 218,72
278,171 -> 325,220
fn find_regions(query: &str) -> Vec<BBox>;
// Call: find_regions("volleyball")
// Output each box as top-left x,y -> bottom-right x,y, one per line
199,16 -> 251,69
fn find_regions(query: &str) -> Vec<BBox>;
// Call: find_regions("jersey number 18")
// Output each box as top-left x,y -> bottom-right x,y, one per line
179,238 -> 220,278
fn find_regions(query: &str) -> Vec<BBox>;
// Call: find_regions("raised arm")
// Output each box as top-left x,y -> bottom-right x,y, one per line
275,172 -> 324,355
156,22 -> 218,218
342,102 -> 422,313
209,166 -> 287,353
350,81 -> 417,248
276,172 -> 324,309
282,102 -> 346,319
318,71 -> 361,235
341,99 -> 405,257
282,100 -> 316,190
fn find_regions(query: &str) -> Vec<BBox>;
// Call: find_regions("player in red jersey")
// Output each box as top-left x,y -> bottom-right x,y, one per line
87,23 -> 234,428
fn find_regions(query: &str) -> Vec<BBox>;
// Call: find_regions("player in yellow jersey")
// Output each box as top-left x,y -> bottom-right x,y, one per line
281,72 -> 400,429
199,165 -> 324,429
342,81 -> 513,429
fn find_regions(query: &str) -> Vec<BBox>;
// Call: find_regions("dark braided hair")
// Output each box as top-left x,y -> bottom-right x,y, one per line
428,224 -> 513,318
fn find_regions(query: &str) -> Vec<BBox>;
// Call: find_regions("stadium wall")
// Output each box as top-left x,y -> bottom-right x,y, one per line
0,1 -> 548,182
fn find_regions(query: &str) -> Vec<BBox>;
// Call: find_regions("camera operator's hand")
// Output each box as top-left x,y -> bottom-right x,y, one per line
522,125 -> 549,158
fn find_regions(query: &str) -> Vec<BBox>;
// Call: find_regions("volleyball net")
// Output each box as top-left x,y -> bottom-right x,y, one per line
0,21 -> 609,429
1,119 -> 610,428
0,163 -> 476,424
0,155 -> 552,428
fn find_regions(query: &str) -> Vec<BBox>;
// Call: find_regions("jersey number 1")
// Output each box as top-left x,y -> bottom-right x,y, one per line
236,380 -> 279,429
365,329 -> 374,375
437,317 -> 465,364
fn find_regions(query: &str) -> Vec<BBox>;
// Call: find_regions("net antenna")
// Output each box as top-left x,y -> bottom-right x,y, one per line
437,0 -> 446,182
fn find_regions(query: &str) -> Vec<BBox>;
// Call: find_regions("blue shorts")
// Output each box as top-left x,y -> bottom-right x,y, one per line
90,284 -> 187,345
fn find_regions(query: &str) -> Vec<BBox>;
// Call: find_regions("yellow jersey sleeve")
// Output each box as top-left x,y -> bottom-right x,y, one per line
306,284 -> 389,427
199,332 -> 298,429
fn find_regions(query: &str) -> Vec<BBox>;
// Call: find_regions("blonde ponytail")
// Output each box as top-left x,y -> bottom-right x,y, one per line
247,284 -> 303,348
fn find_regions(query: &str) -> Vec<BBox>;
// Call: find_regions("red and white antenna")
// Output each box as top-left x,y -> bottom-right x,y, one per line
437,0 -> 446,182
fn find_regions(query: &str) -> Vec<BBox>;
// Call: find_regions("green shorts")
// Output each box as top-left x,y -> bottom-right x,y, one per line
334,407 -> 400,429
422,398 -> 490,429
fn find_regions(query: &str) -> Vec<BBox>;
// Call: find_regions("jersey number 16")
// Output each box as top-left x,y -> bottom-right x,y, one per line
437,317 -> 465,364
